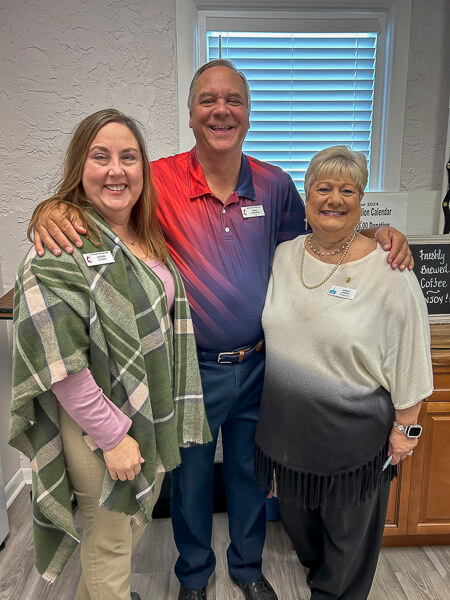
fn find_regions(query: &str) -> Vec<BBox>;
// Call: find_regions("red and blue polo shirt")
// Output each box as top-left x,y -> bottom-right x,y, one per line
151,148 -> 306,351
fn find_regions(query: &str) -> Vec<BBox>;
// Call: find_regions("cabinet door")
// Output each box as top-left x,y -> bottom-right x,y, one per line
384,457 -> 412,536
407,401 -> 450,535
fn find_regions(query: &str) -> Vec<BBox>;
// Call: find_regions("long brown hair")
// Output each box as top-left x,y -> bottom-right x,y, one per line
28,108 -> 167,261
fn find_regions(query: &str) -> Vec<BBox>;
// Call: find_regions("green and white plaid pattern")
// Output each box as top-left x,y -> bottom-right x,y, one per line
10,211 -> 211,581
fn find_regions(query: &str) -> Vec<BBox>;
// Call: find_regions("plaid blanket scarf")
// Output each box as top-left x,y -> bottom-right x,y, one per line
10,211 -> 211,582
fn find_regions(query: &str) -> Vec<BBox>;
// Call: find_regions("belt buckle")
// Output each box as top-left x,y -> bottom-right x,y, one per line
217,351 -> 235,364
218,349 -> 249,364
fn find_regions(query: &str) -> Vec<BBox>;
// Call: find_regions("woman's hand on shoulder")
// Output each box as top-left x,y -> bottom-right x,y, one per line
32,201 -> 86,257
103,434 -> 145,481
388,427 -> 418,465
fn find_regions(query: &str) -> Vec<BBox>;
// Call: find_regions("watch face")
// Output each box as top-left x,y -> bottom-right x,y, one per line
407,425 -> 422,438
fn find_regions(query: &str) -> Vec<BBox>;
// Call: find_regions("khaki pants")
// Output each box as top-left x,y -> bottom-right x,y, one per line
59,407 -> 164,600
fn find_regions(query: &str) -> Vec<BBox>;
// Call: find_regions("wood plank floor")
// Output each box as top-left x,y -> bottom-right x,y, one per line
0,486 -> 449,599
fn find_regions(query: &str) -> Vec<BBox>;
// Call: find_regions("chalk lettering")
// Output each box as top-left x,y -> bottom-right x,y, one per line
420,277 -> 447,289
420,264 -> 449,274
419,248 -> 445,265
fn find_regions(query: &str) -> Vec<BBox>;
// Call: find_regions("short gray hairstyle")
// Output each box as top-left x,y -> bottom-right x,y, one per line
304,146 -> 368,199
187,59 -> 251,113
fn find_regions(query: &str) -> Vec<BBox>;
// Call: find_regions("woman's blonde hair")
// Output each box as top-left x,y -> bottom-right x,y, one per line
28,108 -> 167,261
304,146 -> 368,200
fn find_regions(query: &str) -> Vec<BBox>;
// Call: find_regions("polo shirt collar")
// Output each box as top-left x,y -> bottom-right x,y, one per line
188,147 -> 256,202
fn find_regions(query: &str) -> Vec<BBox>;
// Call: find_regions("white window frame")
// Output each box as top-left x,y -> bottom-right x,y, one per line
175,0 -> 411,192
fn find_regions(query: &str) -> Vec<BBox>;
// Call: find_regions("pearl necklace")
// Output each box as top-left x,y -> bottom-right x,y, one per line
300,230 -> 356,289
308,234 -> 352,257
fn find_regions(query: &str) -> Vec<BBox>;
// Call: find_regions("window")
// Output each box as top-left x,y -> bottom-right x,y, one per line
175,0 -> 412,192
206,31 -> 377,192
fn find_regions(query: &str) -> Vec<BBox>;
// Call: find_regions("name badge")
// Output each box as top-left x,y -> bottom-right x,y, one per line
241,205 -> 265,218
328,285 -> 357,300
83,251 -> 115,266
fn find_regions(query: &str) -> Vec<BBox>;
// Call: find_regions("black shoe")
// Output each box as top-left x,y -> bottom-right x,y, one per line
130,593 -> 141,600
230,573 -> 278,600
178,586 -> 207,600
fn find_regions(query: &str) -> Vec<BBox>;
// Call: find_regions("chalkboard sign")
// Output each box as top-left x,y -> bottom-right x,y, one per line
409,235 -> 450,322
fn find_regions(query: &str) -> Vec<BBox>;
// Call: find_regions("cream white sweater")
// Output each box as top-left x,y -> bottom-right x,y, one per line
263,236 -> 433,411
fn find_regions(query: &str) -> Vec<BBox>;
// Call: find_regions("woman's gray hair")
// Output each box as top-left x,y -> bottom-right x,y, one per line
187,59 -> 251,113
304,146 -> 368,199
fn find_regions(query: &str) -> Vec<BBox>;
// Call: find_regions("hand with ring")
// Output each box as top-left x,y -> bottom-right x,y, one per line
388,425 -> 419,465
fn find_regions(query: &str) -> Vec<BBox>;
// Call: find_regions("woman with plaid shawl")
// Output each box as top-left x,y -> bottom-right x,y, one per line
10,109 -> 211,600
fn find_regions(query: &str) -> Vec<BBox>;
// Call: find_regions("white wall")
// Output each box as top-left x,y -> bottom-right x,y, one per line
0,0 -> 449,492
401,0 -> 450,235
0,0 -> 178,291
401,0 -> 450,190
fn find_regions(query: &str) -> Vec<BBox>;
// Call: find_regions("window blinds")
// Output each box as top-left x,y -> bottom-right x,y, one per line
207,32 -> 377,192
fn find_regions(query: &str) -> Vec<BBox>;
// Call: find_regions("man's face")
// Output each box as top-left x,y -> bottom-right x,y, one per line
189,66 -> 250,159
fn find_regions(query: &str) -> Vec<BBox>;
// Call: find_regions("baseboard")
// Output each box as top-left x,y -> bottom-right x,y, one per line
5,469 -> 26,508
22,467 -> 32,485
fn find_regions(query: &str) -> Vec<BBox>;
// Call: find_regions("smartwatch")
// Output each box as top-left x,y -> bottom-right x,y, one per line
393,421 -> 422,438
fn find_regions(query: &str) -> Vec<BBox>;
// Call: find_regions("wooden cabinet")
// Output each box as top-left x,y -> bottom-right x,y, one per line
384,460 -> 412,536
408,401 -> 450,535
383,324 -> 450,546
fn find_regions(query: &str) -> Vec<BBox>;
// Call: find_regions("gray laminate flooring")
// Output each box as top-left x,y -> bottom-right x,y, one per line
0,486 -> 449,599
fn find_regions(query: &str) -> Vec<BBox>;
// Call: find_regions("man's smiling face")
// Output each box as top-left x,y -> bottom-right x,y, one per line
189,65 -> 250,160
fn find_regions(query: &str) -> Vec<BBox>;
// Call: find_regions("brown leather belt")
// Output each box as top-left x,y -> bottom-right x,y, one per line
198,340 -> 264,364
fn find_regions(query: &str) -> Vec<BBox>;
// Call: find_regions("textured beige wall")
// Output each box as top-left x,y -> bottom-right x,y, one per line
0,0 -> 178,290
401,0 -> 450,191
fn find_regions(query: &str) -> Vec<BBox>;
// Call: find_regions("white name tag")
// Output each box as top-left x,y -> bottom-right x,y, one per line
83,251 -> 115,266
241,205 -> 265,218
328,285 -> 357,300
